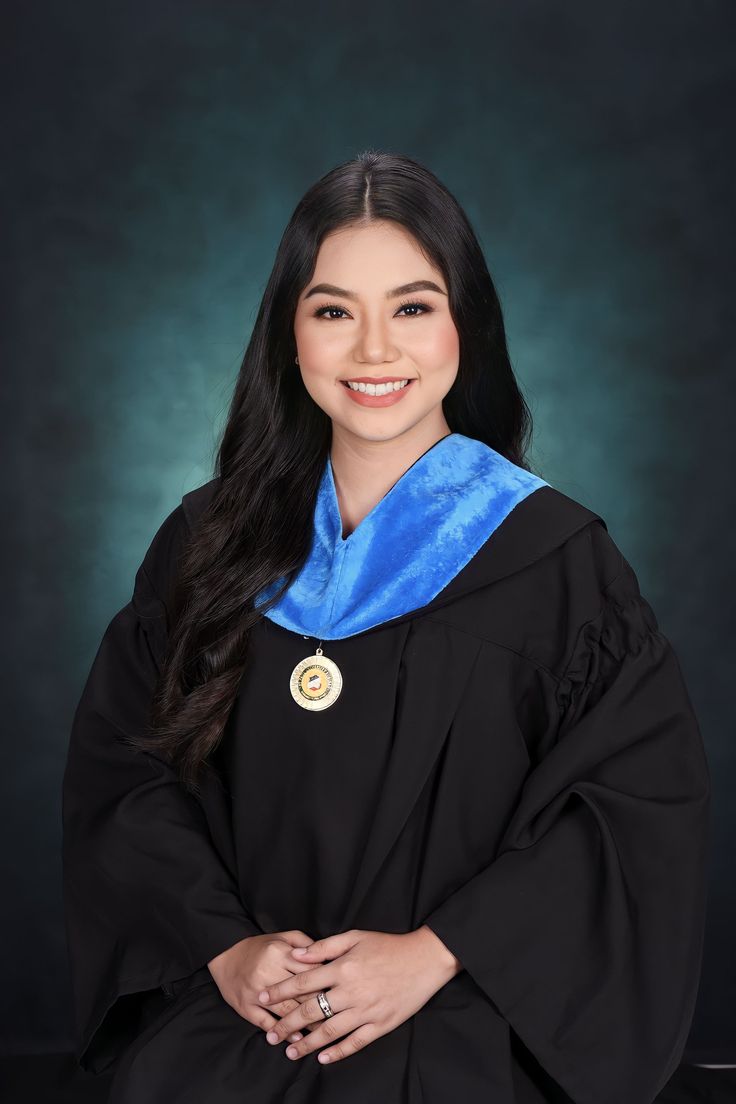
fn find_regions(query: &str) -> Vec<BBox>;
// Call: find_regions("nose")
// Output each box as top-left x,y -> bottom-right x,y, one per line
353,312 -> 400,365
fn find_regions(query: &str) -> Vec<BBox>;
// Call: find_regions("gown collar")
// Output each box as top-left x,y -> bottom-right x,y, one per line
256,432 -> 550,641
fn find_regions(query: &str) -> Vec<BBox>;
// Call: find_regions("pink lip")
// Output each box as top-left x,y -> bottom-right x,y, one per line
340,378 -> 415,408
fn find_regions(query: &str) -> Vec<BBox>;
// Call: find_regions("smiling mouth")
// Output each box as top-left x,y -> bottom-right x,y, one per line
341,379 -> 415,394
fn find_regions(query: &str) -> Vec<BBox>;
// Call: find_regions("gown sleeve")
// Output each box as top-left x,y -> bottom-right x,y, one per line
421,555 -> 711,1104
61,504 -> 261,1075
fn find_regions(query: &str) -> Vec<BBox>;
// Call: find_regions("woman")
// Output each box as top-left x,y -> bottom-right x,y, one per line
62,150 -> 710,1103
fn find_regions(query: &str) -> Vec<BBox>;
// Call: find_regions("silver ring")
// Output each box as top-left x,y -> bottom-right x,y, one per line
316,990 -> 334,1018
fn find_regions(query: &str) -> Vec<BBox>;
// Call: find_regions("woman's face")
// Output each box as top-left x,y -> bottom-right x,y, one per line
293,220 -> 460,444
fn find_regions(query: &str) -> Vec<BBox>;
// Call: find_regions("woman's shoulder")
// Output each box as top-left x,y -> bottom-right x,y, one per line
519,483 -> 629,603
523,487 -> 663,678
433,482 -> 654,679
462,481 -> 629,613
139,477 -> 221,602
181,476 -> 220,532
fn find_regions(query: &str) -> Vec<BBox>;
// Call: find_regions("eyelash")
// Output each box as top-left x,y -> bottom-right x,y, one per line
313,298 -> 433,320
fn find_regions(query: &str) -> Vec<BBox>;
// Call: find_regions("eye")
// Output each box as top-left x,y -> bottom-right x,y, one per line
397,299 -> 433,317
312,299 -> 434,320
313,303 -> 350,320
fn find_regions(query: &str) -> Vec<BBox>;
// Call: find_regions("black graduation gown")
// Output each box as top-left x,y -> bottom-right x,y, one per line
61,479 -> 711,1104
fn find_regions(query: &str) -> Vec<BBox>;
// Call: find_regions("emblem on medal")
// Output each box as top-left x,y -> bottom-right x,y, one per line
290,643 -> 343,711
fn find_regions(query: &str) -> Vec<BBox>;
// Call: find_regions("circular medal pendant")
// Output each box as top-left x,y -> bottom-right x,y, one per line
289,646 -> 343,711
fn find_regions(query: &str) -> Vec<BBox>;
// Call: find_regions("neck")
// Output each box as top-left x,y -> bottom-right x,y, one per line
329,418 -> 453,540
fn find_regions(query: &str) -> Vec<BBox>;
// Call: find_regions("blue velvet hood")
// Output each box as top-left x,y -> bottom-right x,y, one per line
255,432 -> 550,641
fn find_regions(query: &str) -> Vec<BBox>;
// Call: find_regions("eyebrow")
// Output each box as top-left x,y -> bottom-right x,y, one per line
302,279 -> 447,301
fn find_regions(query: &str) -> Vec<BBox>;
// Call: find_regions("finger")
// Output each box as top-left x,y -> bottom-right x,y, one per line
290,929 -> 359,963
313,1022 -> 377,1065
282,1012 -> 372,1063
287,958 -> 327,974
254,1009 -> 279,1032
290,997 -> 323,1032
265,991 -> 340,1046
268,997 -> 302,1018
250,1009 -> 303,1042
278,930 -> 316,949
258,966 -> 332,1007
260,974 -> 317,1017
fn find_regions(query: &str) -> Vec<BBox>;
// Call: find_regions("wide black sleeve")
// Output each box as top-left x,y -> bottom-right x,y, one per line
61,505 -> 261,1075
422,557 -> 711,1104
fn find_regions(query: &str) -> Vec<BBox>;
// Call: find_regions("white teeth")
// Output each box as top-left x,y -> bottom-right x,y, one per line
345,379 -> 410,395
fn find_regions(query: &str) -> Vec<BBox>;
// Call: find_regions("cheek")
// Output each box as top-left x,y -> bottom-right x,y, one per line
418,318 -> 460,367
298,341 -> 347,399
294,324 -> 341,387
440,322 -> 460,358
295,318 -> 342,357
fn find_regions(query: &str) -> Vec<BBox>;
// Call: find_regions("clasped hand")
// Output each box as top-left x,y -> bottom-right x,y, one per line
257,926 -> 461,1066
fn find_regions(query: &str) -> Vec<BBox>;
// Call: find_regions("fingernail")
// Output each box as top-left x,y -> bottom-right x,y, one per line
266,1031 -> 278,1044
286,1045 -> 298,1059
293,948 -> 307,955
289,1032 -> 302,1041
258,990 -> 269,1002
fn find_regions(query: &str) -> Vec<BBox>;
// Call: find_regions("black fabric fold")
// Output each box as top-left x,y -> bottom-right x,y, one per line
422,562 -> 710,1104
61,507 -> 260,1075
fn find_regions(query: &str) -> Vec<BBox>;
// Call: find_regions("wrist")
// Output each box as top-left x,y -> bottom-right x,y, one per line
412,924 -> 463,980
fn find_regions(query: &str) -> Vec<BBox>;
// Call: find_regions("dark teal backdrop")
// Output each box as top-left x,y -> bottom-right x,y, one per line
3,0 -> 733,1069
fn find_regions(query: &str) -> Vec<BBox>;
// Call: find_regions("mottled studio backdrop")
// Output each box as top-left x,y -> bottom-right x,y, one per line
2,0 -> 733,1064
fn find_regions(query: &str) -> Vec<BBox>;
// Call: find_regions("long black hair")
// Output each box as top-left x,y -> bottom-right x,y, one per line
126,148 -> 540,795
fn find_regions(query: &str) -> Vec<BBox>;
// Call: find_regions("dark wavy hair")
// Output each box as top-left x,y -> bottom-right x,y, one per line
128,148 -> 540,795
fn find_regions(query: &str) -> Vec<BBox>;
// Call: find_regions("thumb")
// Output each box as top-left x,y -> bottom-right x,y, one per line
291,929 -> 361,962
277,930 -> 316,949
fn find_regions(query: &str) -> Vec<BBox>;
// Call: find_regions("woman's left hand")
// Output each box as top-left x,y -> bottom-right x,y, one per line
257,926 -> 462,1065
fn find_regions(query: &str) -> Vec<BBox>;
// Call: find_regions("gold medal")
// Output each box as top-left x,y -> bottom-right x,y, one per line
289,639 -> 343,711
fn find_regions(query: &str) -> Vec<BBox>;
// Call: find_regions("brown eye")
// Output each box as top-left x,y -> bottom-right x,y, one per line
397,300 -> 433,316
314,304 -> 349,319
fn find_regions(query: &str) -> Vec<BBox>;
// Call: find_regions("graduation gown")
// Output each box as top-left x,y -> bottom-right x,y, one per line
61,432 -> 711,1103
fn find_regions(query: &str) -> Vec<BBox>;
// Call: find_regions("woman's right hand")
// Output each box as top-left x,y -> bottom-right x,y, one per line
207,930 -> 325,1040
